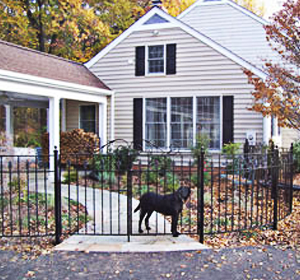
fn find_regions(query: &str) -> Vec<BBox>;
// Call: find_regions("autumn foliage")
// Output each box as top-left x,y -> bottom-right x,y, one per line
0,0 -> 266,63
246,0 -> 300,131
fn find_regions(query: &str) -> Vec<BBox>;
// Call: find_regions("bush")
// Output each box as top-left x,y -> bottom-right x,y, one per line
293,141 -> 300,173
222,142 -> 241,174
191,134 -> 210,159
93,146 -> 139,176
191,170 -> 210,187
62,168 -> 77,184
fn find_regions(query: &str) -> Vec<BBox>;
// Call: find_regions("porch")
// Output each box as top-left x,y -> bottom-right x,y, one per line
0,68 -> 112,163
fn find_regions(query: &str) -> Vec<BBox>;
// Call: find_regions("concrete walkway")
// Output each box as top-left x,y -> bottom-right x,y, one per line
28,176 -> 208,252
55,235 -> 207,252
56,184 -> 208,252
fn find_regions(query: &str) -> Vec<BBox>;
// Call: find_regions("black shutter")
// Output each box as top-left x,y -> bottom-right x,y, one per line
223,96 -> 234,145
166,44 -> 176,75
135,46 -> 145,76
133,98 -> 143,150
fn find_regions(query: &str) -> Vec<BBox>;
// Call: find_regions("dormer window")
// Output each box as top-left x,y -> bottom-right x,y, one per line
148,45 -> 165,74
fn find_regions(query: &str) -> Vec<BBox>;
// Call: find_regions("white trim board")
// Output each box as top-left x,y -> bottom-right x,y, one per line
85,7 -> 267,80
0,69 -> 112,97
177,0 -> 268,26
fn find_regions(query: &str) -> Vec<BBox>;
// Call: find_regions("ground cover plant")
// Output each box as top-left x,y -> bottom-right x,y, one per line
0,172 -> 89,238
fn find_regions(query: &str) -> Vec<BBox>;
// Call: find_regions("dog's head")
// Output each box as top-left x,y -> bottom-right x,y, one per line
176,186 -> 191,203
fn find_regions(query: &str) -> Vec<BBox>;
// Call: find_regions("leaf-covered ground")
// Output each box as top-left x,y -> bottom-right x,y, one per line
205,192 -> 300,250
1,246 -> 300,280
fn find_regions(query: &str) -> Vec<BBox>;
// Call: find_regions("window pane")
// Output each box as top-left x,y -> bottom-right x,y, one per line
148,45 -> 164,74
149,45 -> 164,59
197,97 -> 220,149
80,105 -> 96,133
171,97 -> 193,149
149,59 -> 164,73
145,98 -> 167,148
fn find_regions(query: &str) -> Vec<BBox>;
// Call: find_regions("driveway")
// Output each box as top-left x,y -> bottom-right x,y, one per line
0,246 -> 299,279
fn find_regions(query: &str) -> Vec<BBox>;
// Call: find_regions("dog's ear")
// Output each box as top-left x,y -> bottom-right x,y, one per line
177,186 -> 191,201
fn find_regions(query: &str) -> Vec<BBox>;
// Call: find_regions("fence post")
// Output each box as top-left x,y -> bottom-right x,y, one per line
272,147 -> 279,230
290,143 -> 294,213
54,147 -> 62,245
127,153 -> 132,242
198,147 -> 205,244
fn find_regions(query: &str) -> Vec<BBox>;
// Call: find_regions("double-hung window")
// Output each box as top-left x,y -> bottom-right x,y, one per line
197,97 -> 220,149
144,97 -> 221,150
145,98 -> 167,148
80,105 -> 96,133
170,98 -> 193,149
148,45 -> 165,74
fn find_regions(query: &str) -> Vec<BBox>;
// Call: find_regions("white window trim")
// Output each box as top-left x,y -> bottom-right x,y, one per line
145,44 -> 167,76
143,95 -> 223,152
79,104 -> 97,134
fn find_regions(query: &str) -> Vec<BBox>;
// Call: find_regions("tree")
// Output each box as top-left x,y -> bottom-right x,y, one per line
90,0 -> 149,36
0,0 -> 111,62
162,0 -> 196,17
233,0 -> 265,17
245,0 -> 300,130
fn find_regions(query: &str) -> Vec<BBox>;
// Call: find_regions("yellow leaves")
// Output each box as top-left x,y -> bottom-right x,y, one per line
163,0 -> 197,17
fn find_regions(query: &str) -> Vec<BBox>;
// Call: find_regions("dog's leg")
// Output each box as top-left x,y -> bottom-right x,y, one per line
138,208 -> 147,233
171,213 -> 180,237
144,210 -> 153,231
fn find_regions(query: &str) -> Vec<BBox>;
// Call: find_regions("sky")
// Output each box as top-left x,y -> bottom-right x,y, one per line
260,0 -> 284,19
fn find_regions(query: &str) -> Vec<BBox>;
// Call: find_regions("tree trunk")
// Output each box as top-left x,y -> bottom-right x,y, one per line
37,0 -> 45,52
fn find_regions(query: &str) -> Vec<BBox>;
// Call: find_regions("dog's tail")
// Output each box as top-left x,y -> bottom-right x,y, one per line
134,203 -> 141,213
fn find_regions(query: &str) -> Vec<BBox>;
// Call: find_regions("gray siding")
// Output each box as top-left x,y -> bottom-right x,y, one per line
90,27 -> 263,146
282,128 -> 300,148
179,3 -> 279,68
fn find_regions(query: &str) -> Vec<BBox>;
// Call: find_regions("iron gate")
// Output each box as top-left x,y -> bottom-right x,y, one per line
0,142 -> 294,244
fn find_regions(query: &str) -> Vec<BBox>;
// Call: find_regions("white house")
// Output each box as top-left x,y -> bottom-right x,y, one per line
0,39 -> 113,163
0,0 -> 297,155
84,0 -> 299,151
84,0 -> 292,151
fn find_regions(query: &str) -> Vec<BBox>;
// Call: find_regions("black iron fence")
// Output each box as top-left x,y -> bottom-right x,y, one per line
0,142 -> 295,244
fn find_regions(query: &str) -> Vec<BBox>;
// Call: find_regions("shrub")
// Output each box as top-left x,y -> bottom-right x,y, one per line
191,134 -> 210,159
149,155 -> 173,176
191,170 -> 210,187
222,142 -> 241,174
62,168 -> 77,184
293,141 -> 300,173
159,172 -> 180,192
93,146 -> 139,177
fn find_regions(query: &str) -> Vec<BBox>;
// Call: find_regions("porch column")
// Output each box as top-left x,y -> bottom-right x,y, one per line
61,99 -> 67,132
4,105 -> 13,141
99,102 -> 107,153
49,97 -> 60,169
263,116 -> 271,145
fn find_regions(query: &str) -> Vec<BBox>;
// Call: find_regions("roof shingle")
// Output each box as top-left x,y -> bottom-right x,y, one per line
0,40 -> 109,90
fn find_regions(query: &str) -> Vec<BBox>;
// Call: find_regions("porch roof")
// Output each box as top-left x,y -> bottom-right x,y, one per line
0,40 -> 109,90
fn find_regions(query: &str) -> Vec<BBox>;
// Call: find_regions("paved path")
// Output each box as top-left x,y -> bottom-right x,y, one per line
0,246 -> 299,279
29,178 -> 205,252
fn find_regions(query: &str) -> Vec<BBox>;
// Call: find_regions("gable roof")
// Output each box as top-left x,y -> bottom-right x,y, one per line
0,40 -> 110,90
178,0 -> 268,25
85,6 -> 267,80
177,0 -> 279,70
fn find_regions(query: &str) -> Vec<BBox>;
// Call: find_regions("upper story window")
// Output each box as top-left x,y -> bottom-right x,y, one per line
135,44 -> 176,76
148,45 -> 165,74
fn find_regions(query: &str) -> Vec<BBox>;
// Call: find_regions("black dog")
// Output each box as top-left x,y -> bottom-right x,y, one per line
134,186 -> 191,237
